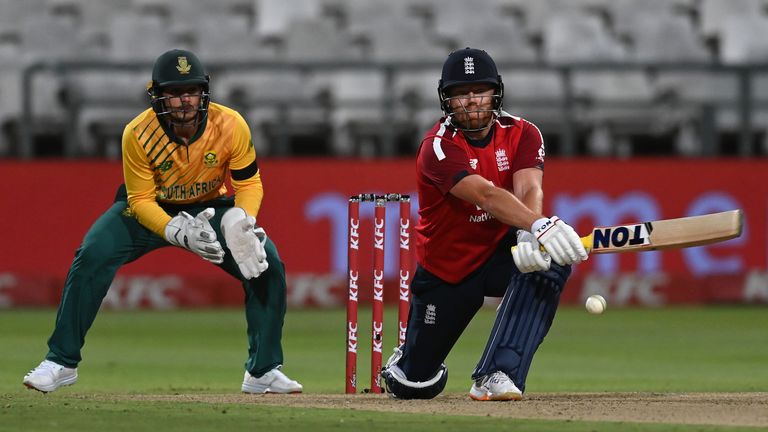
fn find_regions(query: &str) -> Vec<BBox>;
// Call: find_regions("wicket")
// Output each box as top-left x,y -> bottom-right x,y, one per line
346,193 -> 411,394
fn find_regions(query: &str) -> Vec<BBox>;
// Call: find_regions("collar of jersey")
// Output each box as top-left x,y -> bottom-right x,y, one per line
158,113 -> 208,146
464,127 -> 494,148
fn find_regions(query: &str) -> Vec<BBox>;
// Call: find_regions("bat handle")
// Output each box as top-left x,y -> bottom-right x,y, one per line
510,234 -> 594,255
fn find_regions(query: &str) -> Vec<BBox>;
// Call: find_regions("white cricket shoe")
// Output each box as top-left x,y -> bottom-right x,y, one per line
469,371 -> 523,401
242,366 -> 303,394
23,360 -> 78,393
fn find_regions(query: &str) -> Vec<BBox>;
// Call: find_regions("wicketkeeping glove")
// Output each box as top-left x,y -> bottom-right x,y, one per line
511,229 -> 551,273
164,208 -> 225,264
531,216 -> 588,266
221,207 -> 269,280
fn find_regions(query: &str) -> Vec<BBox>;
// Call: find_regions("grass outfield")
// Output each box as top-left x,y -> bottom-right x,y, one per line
1,306 -> 766,431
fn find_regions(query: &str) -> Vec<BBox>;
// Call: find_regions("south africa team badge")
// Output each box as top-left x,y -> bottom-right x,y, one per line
203,151 -> 218,167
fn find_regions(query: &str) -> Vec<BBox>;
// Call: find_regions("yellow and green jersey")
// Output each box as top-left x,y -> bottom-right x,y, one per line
122,102 -> 263,236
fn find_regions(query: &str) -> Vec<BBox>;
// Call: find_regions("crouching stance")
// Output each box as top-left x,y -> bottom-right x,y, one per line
23,49 -> 301,394
380,48 -> 587,400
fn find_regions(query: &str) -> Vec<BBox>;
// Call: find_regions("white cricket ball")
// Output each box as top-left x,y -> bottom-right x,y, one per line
585,295 -> 607,314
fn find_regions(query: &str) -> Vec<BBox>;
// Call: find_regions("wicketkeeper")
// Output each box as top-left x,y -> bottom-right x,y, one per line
23,49 -> 302,394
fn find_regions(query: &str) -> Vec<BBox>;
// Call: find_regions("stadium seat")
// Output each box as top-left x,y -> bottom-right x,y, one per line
216,70 -> 327,156
108,12 -> 179,61
453,20 -> 538,63
255,0 -> 322,37
498,70 -> 565,143
359,20 -> 447,62
45,0 -> 134,36
655,72 -> 739,105
630,15 -> 711,63
610,0 -> 693,38
194,18 -> 277,63
502,70 -> 565,103
428,0 -> 504,40
6,0 -> 768,157
391,69 -> 441,148
19,12 -> 82,61
134,0 -> 255,32
521,0 -> 613,37
0,0 -> 48,32
17,12 -> 85,152
572,71 -> 657,136
501,70 -> 564,121
307,69 -> 390,156
344,0 -> 414,38
751,73 -> 768,104
0,33 -> 23,156
654,71 -> 740,134
674,119 -> 704,156
282,17 -> 362,61
213,70 -> 315,113
719,15 -> 768,64
65,71 -> 148,157
585,122 -> 616,157
542,10 -> 627,63
700,0 -> 763,38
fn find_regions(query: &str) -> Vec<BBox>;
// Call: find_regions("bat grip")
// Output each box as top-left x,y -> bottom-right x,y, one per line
510,234 -> 593,255
581,234 -> 593,252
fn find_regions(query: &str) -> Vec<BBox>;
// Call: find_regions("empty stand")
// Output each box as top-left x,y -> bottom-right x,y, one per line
256,0 -> 322,37
719,15 -> 768,64
5,0 -> 768,157
542,10 -> 627,63
282,17 -> 361,61
700,0 -> 764,38
194,18 -> 276,62
108,12 -> 180,61
630,15 -> 711,63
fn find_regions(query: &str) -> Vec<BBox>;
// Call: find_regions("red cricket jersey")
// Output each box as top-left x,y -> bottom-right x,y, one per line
415,112 -> 545,283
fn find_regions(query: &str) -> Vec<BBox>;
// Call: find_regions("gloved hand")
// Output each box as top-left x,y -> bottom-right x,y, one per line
164,208 -> 225,264
531,216 -> 588,266
221,207 -> 268,279
511,229 -> 551,273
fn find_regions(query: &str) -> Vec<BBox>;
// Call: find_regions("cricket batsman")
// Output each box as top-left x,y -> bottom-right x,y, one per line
23,49 -> 302,394
380,47 -> 588,400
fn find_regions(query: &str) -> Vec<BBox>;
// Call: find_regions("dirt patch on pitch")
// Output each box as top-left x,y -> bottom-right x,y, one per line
123,392 -> 768,427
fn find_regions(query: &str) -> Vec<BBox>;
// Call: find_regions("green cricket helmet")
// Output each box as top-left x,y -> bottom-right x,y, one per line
147,49 -> 211,129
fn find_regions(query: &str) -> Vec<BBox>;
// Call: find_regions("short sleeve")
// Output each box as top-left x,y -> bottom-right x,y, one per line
229,112 -> 255,171
511,119 -> 545,173
418,137 -> 472,195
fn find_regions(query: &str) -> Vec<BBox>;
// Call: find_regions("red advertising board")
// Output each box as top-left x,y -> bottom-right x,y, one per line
1,159 -> 767,308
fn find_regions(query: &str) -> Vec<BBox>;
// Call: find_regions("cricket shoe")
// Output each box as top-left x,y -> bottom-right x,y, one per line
23,360 -> 78,393
242,366 -> 303,394
469,371 -> 523,401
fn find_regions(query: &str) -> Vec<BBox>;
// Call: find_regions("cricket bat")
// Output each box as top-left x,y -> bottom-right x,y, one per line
515,209 -> 743,255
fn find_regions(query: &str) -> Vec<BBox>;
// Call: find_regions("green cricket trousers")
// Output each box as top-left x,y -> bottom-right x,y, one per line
45,185 -> 287,377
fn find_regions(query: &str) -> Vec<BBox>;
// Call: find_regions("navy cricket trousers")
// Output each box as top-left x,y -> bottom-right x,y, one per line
398,232 -> 517,381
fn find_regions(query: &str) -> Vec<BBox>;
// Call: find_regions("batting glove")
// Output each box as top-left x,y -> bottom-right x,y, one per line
512,229 -> 551,273
532,216 -> 588,266
164,208 -> 225,264
221,207 -> 269,280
